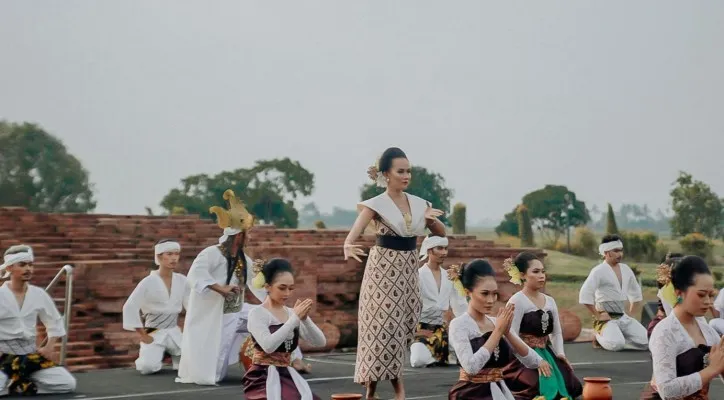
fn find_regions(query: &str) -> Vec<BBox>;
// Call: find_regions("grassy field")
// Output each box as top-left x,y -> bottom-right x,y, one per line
468,228 -> 724,326
469,228 -> 724,282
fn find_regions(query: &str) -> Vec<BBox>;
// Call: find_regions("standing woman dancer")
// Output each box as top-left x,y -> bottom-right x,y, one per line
344,147 -> 446,400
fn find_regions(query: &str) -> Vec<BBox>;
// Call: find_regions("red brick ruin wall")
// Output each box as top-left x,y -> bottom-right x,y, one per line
0,207 -> 543,371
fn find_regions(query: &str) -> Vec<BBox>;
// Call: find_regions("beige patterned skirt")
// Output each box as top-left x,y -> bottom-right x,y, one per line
354,244 -> 421,383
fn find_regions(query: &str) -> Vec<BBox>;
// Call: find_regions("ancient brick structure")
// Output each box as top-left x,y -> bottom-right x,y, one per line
0,207 -> 544,371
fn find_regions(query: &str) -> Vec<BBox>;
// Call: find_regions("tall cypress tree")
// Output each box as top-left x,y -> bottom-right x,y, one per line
606,203 -> 619,235
451,202 -> 466,234
517,204 -> 535,247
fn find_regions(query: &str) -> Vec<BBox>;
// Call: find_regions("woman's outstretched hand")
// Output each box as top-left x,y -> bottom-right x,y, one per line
344,243 -> 367,262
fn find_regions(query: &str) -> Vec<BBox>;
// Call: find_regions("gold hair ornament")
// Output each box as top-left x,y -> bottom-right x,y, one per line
366,160 -> 387,188
208,189 -> 255,232
447,264 -> 467,298
251,258 -> 267,289
656,253 -> 677,308
503,257 -> 522,285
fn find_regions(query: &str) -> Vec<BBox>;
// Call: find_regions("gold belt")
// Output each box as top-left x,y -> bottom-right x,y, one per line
459,367 -> 503,383
251,349 -> 291,367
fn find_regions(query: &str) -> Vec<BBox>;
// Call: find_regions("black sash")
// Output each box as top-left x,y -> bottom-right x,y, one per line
375,235 -> 417,251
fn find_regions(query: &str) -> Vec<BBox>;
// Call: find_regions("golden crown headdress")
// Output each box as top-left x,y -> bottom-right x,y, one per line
209,189 -> 255,232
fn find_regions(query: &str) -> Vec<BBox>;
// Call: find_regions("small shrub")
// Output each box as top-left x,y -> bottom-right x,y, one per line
680,233 -> 714,263
171,206 -> 187,215
620,231 -> 659,262
713,271 -> 723,282
314,220 -> 327,229
653,241 -> 670,264
571,226 -> 597,257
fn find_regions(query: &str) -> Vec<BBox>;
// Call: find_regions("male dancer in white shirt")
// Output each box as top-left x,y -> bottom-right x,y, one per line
409,236 -> 467,367
579,234 -> 648,351
0,245 -> 76,396
123,239 -> 189,374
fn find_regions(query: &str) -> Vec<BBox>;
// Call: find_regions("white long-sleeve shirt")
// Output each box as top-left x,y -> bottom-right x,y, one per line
0,282 -> 65,355
649,313 -> 721,399
449,313 -> 542,376
579,262 -> 642,313
506,291 -> 565,357
418,264 -> 468,325
122,270 -> 189,331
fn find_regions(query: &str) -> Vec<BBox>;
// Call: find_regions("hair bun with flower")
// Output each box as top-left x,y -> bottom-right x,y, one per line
656,253 -> 677,308
251,258 -> 267,289
366,161 -> 387,188
447,263 -> 466,298
503,257 -> 523,285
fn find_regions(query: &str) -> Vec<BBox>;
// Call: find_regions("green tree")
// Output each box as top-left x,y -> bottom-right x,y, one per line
0,121 -> 96,212
360,166 -> 453,225
606,203 -> 619,234
517,204 -> 534,247
160,158 -> 314,228
670,172 -> 723,238
495,207 -> 519,236
451,203 -> 466,234
495,185 -> 589,241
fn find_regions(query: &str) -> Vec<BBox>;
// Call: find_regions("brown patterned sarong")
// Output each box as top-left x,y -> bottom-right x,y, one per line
593,312 -> 623,334
354,220 -> 422,384
0,353 -> 56,395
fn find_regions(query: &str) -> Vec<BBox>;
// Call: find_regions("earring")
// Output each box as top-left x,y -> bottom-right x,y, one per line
386,177 -> 390,182
676,296 -> 683,304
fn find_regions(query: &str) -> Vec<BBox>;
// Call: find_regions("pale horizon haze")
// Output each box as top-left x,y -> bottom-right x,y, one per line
1,1 -> 723,225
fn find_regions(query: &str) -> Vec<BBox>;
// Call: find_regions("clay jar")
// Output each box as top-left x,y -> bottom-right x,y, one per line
582,377 -> 613,400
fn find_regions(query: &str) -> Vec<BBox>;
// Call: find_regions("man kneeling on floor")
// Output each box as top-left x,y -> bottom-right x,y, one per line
0,245 -> 76,396
410,236 -> 467,368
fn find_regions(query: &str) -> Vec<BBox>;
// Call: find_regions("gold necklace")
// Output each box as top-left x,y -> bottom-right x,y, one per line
403,212 -> 412,234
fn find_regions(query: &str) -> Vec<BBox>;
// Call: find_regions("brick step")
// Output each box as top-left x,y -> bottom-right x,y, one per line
67,327 -> 106,342
65,354 -> 136,372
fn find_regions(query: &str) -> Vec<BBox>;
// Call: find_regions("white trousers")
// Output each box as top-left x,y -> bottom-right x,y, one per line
596,314 -> 649,351
409,342 -> 436,368
135,327 -> 182,375
0,366 -> 76,396
709,318 -> 724,336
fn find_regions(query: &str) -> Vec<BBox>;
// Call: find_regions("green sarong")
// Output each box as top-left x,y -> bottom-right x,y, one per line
533,347 -> 571,400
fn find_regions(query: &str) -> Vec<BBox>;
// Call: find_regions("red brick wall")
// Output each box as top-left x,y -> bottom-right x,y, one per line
0,207 -> 544,371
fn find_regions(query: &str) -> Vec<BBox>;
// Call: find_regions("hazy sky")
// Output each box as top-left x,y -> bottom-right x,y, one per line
1,1 -> 723,224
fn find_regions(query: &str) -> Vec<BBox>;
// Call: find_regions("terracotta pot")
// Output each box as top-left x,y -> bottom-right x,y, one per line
330,394 -> 362,400
582,377 -> 613,400
559,309 -> 583,341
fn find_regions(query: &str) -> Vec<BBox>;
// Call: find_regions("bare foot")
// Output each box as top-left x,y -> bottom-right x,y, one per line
292,359 -> 312,374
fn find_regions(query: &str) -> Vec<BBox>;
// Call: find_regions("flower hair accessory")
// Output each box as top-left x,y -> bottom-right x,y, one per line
366,162 -> 387,188
447,264 -> 467,298
503,257 -> 522,285
656,253 -> 677,308
251,258 -> 267,289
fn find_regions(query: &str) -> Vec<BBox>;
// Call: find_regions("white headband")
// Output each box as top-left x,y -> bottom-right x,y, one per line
419,236 -> 449,260
154,241 -> 180,265
598,240 -> 623,256
0,250 -> 34,279
218,227 -> 242,245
